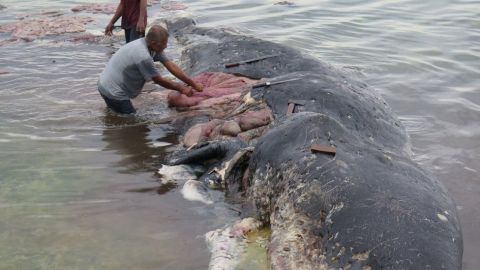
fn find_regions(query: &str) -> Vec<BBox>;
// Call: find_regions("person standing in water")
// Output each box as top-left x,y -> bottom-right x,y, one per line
105,0 -> 147,43
98,25 -> 203,114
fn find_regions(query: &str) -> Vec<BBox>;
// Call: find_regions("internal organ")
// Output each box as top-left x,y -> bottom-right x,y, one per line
167,72 -> 257,108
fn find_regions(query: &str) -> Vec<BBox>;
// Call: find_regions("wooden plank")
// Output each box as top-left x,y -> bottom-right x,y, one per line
287,99 -> 307,106
311,144 -> 336,155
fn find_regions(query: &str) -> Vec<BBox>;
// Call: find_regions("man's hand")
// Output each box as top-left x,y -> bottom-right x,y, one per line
180,86 -> 194,97
136,20 -> 146,34
105,23 -> 114,36
192,82 -> 204,92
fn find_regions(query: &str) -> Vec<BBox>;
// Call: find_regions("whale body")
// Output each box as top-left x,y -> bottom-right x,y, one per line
162,17 -> 463,270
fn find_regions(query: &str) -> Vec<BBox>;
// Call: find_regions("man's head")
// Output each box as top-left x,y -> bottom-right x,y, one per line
146,25 -> 169,53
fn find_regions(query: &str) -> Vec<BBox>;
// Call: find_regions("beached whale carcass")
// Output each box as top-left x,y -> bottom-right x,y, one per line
162,17 -> 463,270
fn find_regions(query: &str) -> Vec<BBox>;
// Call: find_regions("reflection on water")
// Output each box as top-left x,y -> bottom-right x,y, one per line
100,113 -> 181,195
101,113 -> 177,173
126,181 -> 178,195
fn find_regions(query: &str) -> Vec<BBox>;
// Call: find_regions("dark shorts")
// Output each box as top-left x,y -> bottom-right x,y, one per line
124,28 -> 145,43
100,93 -> 136,114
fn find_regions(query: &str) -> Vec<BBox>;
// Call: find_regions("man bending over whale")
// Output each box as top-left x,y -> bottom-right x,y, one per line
98,25 -> 203,114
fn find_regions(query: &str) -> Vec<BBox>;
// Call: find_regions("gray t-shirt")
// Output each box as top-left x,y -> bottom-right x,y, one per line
98,38 -> 169,100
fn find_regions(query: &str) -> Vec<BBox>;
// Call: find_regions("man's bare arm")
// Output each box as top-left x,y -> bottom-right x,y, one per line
136,0 -> 147,33
163,61 -> 203,91
105,2 -> 123,35
151,74 -> 193,96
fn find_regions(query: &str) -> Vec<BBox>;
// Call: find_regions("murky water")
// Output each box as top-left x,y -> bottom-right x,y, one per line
0,0 -> 479,269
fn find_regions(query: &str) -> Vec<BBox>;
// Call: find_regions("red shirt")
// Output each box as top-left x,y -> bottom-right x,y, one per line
121,0 -> 147,29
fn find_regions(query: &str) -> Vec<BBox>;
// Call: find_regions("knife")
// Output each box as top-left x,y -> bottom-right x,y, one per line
252,77 -> 302,88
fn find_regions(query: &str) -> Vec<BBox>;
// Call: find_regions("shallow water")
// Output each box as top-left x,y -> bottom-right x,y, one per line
0,0 -> 479,269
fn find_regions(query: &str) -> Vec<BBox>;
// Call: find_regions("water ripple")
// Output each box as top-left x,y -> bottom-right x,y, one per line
1,0 -> 479,269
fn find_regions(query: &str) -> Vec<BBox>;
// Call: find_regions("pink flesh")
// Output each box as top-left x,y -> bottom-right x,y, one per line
167,72 -> 257,108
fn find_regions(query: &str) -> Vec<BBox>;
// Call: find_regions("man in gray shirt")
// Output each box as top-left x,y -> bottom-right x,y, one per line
98,25 -> 203,114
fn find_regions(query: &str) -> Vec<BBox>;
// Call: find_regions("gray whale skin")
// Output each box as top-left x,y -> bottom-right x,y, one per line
164,17 -> 463,270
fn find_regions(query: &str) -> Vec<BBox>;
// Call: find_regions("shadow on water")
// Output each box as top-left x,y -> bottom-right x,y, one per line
125,182 -> 178,195
100,111 -> 180,194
